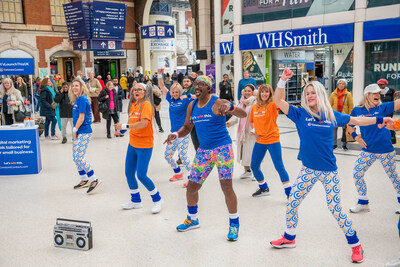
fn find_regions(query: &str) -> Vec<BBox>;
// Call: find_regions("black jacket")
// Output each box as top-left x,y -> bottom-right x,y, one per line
219,81 -> 233,102
40,86 -> 55,117
381,87 -> 395,103
127,77 -> 135,91
54,91 -> 73,118
98,88 -> 118,120
116,85 -> 124,111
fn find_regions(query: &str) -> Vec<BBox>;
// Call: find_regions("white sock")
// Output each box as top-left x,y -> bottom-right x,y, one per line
229,213 -> 239,219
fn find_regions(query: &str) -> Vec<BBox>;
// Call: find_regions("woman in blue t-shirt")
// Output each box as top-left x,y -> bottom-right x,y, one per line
269,69 -> 392,263
69,78 -> 101,194
347,84 -> 400,214
158,69 -> 195,185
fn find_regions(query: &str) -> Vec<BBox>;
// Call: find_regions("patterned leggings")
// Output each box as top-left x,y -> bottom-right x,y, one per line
164,135 -> 191,172
353,151 -> 400,203
72,134 -> 92,174
286,166 -> 356,239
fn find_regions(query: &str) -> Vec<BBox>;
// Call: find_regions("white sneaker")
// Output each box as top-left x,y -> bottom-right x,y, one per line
151,199 -> 163,214
349,204 -> 370,213
395,207 -> 400,214
239,171 -> 252,179
121,201 -> 143,210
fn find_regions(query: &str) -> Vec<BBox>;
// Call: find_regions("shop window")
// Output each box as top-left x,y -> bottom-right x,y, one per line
0,0 -> 24,24
50,0 -> 69,26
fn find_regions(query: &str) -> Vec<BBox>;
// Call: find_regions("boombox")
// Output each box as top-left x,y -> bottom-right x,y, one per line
54,218 -> 92,251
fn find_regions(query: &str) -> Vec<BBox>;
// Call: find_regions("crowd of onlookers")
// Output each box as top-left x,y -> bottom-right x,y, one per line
0,69 -> 206,143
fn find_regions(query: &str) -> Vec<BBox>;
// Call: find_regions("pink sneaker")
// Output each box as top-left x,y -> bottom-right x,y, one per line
169,173 -> 183,181
270,235 -> 296,248
183,180 -> 189,187
351,245 -> 364,263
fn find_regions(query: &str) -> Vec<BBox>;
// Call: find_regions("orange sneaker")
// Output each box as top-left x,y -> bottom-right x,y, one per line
169,173 -> 183,181
351,245 -> 364,263
184,180 -> 189,187
270,235 -> 296,248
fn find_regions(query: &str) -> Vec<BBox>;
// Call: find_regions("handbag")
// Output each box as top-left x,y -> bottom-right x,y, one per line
98,101 -> 108,113
14,106 -> 30,122
153,93 -> 161,106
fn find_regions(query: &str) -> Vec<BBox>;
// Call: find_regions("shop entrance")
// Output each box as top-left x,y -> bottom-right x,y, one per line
94,59 -> 120,79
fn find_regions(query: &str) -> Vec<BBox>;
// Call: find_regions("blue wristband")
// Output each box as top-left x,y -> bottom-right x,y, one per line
229,102 -> 235,111
376,117 -> 383,125
351,132 -> 358,139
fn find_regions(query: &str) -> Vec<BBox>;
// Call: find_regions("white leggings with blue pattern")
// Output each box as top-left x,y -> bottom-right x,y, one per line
164,135 -> 191,172
286,166 -> 356,238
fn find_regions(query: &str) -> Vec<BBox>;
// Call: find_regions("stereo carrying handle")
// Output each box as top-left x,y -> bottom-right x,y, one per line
56,218 -> 91,227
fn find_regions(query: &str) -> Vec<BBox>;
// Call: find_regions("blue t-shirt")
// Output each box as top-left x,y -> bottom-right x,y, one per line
166,91 -> 193,132
73,95 -> 92,134
349,102 -> 394,153
287,105 -> 350,171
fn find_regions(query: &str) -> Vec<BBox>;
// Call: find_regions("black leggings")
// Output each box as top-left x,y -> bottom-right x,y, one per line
190,126 -> 199,151
154,110 -> 163,130
106,113 -> 119,135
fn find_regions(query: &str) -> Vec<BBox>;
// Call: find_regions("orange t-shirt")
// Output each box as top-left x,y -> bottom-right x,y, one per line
249,102 -> 280,145
394,119 -> 400,130
128,100 -> 154,148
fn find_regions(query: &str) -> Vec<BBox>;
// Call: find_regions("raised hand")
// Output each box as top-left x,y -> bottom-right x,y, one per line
218,102 -> 231,116
281,68 -> 294,81
158,68 -> 164,75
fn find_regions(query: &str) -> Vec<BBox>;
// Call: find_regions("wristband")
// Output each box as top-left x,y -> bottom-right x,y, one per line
277,79 -> 287,88
157,74 -> 163,79
121,124 -> 130,130
376,117 -> 383,125
228,102 -> 235,112
73,127 -> 78,133
351,132 -> 358,139
171,132 -> 179,138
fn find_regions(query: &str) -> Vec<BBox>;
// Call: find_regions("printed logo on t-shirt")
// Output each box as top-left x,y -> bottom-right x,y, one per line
253,110 -> 266,118
129,111 -> 141,119
305,117 -> 332,128
192,114 -> 212,123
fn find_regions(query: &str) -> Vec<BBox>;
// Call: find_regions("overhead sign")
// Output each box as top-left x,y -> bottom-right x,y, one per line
91,0 -> 126,40
220,41 -> 234,55
73,40 -> 123,51
141,25 -> 175,39
63,1 -> 90,41
0,58 -> 35,75
94,51 -> 126,58
150,39 -> 175,51
363,17 -> 400,42
274,50 -> 306,63
239,23 -> 354,51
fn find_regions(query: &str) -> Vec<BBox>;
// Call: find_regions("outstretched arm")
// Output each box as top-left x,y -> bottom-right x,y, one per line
157,68 -> 168,96
272,68 -> 293,115
164,102 -> 195,144
215,98 -> 246,118
349,116 -> 393,126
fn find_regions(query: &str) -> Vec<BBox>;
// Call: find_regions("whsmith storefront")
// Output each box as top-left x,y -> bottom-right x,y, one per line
215,0 -> 400,104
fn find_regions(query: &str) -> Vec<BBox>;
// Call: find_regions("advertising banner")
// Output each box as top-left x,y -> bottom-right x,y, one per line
221,56 -> 234,83
242,51 -> 265,86
150,39 -> 175,51
333,44 -> 354,91
239,23 -> 354,51
363,17 -> 400,42
366,41 -> 400,90
222,0 -> 234,33
243,0 -> 354,24
0,127 -> 42,175
220,41 -> 234,55
158,55 -> 171,69
0,58 -> 34,75
206,64 -> 216,94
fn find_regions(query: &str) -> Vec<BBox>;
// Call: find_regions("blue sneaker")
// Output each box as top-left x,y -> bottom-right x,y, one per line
227,223 -> 239,241
176,216 -> 200,232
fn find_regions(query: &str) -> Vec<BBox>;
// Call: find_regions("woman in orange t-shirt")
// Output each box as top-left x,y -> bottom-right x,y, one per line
115,83 -> 163,214
249,84 -> 291,198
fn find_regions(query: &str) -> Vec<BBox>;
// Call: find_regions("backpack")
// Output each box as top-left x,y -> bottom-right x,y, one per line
153,93 -> 161,106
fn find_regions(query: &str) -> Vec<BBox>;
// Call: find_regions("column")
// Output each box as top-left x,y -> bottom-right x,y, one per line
214,0 -> 222,93
233,0 -> 242,103
198,0 -> 211,71
353,0 -> 367,105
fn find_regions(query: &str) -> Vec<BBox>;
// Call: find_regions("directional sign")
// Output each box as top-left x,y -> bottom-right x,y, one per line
63,1 -> 90,41
141,25 -> 175,39
73,40 -> 123,51
91,0 -> 126,40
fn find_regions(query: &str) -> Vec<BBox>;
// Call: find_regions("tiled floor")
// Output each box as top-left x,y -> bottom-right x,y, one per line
1,100 -> 399,266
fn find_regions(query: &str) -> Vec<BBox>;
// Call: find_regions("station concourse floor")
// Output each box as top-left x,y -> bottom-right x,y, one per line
1,100 -> 400,267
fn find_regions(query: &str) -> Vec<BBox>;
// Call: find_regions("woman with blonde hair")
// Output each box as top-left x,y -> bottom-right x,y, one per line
0,78 -> 23,125
347,84 -> 400,214
227,84 -> 257,180
158,69 -> 194,185
115,82 -> 163,214
16,76 -> 28,99
270,69 -> 393,263
69,78 -> 101,194
248,84 -> 291,198
329,79 -> 354,150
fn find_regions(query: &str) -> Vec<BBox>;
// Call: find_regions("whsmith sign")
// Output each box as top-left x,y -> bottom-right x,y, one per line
239,23 -> 354,50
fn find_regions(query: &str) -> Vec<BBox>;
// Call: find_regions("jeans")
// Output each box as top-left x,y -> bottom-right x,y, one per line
44,115 -> 57,136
